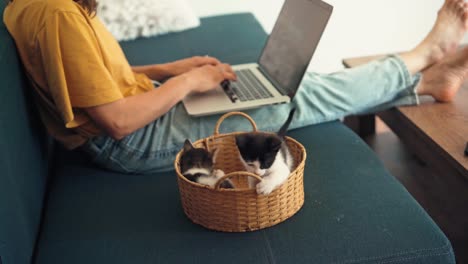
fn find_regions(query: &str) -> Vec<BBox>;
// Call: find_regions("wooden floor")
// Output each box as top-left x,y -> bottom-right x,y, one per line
363,119 -> 468,264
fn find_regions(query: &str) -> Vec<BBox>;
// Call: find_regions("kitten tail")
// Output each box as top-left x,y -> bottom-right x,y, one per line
278,108 -> 296,138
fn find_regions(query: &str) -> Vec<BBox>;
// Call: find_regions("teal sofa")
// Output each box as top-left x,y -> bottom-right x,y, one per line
0,5 -> 456,264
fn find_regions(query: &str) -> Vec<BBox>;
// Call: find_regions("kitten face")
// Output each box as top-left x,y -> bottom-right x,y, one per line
180,140 -> 214,174
243,160 -> 265,176
235,134 -> 282,176
180,140 -> 233,188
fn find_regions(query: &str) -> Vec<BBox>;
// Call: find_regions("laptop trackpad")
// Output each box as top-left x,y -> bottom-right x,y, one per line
183,86 -> 235,115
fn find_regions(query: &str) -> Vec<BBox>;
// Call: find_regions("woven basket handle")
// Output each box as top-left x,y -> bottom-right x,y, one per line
214,172 -> 263,190
214,112 -> 258,135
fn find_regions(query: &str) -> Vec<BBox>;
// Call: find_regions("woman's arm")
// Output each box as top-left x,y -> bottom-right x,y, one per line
131,56 -> 221,81
85,64 -> 236,140
131,64 -> 173,81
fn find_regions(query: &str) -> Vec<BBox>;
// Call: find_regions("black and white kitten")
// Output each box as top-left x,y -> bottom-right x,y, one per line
180,139 -> 234,189
235,109 -> 296,195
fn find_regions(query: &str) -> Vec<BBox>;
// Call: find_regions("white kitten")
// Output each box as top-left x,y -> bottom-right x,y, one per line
235,109 -> 296,195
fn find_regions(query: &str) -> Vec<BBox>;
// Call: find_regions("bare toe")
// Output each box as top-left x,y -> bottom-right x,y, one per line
415,0 -> 468,65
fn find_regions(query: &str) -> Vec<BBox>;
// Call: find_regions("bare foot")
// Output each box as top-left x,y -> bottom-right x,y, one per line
415,0 -> 468,64
417,46 -> 468,102
400,0 -> 468,74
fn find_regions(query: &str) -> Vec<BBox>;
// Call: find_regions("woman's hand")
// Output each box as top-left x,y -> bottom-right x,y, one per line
181,63 -> 237,93
165,56 -> 222,76
132,56 -> 232,81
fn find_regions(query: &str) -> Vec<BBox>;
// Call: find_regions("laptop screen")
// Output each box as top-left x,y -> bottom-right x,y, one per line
258,0 -> 332,97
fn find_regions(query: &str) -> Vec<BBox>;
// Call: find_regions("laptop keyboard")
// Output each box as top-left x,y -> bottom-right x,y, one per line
231,69 -> 274,102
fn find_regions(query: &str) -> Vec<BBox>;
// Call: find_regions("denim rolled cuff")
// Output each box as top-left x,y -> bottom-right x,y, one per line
389,54 -> 421,105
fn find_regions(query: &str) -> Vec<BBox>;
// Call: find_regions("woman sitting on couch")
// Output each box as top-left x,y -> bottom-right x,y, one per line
3,0 -> 467,173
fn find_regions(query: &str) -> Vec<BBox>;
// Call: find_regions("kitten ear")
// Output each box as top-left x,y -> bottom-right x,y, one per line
235,135 -> 248,147
183,139 -> 194,152
210,148 -> 220,163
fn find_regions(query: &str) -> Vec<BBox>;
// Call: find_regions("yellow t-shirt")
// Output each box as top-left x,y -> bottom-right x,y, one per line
3,0 -> 154,149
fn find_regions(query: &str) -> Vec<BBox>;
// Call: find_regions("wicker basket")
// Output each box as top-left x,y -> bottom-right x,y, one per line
174,112 -> 306,232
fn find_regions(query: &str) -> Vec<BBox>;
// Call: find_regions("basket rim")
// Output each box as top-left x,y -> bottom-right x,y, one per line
174,132 -> 307,193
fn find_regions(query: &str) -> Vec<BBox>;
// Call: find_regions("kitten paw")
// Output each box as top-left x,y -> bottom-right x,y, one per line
256,180 -> 277,195
213,169 -> 225,179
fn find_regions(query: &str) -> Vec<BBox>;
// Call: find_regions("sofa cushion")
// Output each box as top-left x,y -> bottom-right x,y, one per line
0,1 -> 50,264
119,13 -> 268,66
35,121 -> 454,263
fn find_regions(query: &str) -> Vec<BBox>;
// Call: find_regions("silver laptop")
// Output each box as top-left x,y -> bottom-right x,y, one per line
183,0 -> 333,117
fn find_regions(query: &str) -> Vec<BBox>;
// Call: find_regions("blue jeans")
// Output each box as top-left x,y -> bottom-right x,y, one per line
82,55 -> 421,174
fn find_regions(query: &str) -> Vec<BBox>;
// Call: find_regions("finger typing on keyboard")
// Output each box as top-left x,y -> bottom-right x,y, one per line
221,80 -> 238,103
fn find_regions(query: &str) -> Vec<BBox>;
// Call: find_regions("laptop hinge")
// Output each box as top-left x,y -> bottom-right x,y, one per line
257,66 -> 289,97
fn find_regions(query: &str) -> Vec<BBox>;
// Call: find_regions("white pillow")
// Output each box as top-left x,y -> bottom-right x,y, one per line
97,0 -> 200,41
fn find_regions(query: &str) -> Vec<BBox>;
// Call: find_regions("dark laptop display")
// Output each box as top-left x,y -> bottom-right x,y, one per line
259,0 -> 333,97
